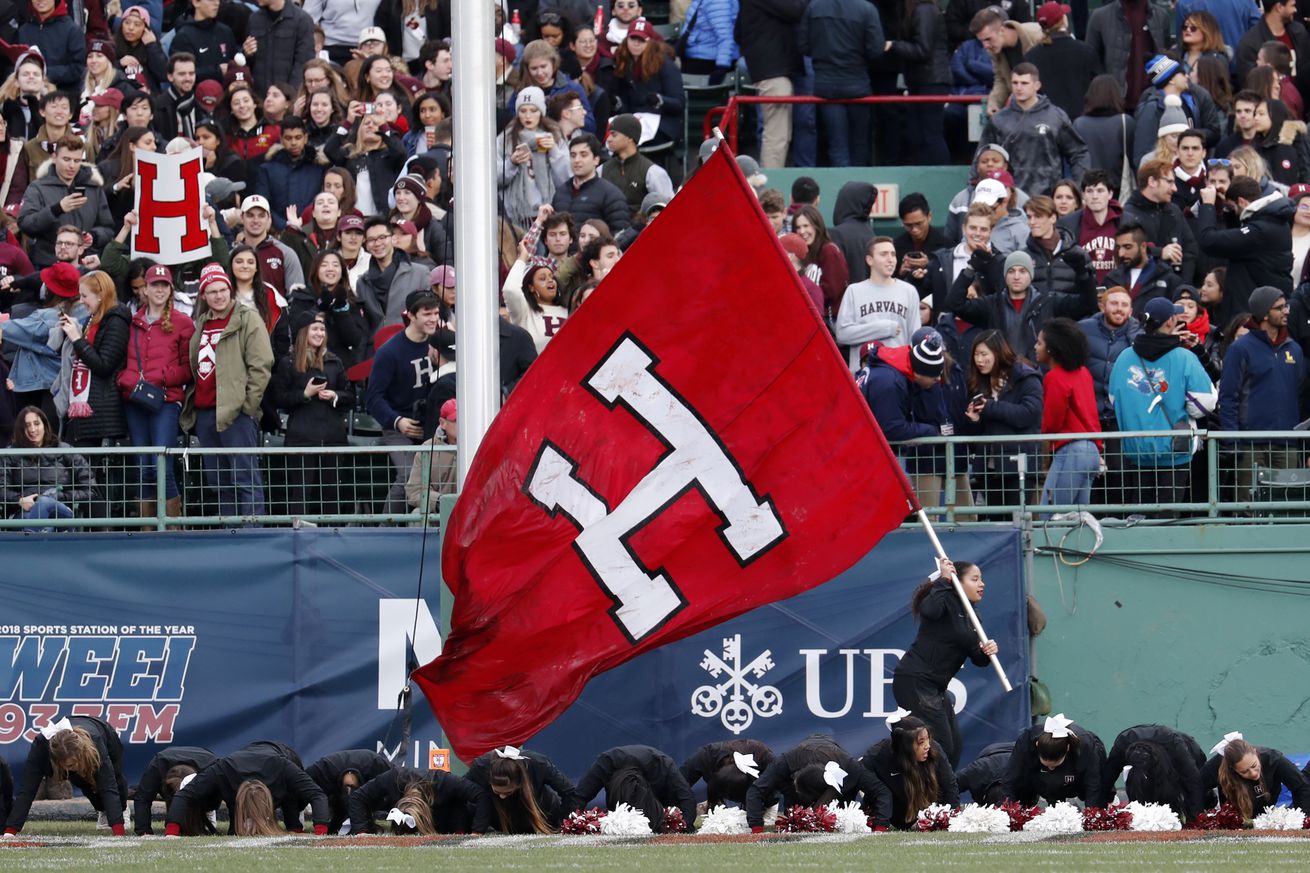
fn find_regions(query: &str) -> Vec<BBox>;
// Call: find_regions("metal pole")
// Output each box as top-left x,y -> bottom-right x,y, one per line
451,0 -> 500,486
916,509 -> 1014,692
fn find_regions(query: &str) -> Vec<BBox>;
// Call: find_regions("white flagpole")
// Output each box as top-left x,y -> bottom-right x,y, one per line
452,0 -> 501,485
916,509 -> 1013,692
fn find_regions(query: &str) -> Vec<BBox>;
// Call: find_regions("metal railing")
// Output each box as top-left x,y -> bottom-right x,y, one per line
2,430 -> 1309,530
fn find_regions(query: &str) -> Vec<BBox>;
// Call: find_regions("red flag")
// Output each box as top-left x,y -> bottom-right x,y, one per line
415,145 -> 918,760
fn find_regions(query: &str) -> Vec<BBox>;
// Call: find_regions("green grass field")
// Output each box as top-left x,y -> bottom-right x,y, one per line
9,824 -> 1310,872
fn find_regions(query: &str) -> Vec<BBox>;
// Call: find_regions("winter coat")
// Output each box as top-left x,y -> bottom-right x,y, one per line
984,21 -> 1043,113
1288,281 -> 1310,354
165,742 -> 328,835
956,741 -> 1012,805
1060,202 -> 1123,282
1101,725 -> 1205,818
1079,312 -> 1143,423
829,182 -> 877,283
1254,113 -> 1310,188
1073,113 -> 1136,193
17,3 -> 85,90
0,306 -> 62,392
1121,190 -> 1199,285
466,748 -> 579,833
1197,195 -> 1296,326
324,134 -> 407,216
895,572 -> 992,692
52,304 -> 131,442
2,93 -> 43,142
887,1 -> 950,90
960,360 -> 1044,473
1085,1 -> 1170,107
1023,31 -> 1102,121
551,174 -> 632,233
246,1 -> 316,90
861,344 -> 947,442
168,15 -> 237,81
0,441 -> 95,509
1025,228 -> 1089,297
745,735 -> 892,829
683,0 -> 740,69
181,304 -> 275,433
1103,257 -> 1182,320
304,750 -> 393,832
1236,19 -> 1310,104
17,160 -> 114,269
357,251 -> 433,330
1219,326 -> 1306,433
862,737 -> 960,829
680,740 -> 777,807
5,716 -> 123,833
605,56 -> 685,144
116,310 -> 196,405
255,144 -> 330,231
271,285 -> 372,369
497,127 -> 571,229
133,746 -> 217,835
270,351 -> 354,446
1110,336 -> 1215,465
346,767 -> 483,834
1132,85 -> 1225,165
949,37 -> 993,94
735,0 -> 806,81
944,261 -> 1098,361
797,0 -> 884,97
978,94 -> 1089,199
1200,747 -> 1310,816
574,745 -> 699,832
1001,721 -> 1106,806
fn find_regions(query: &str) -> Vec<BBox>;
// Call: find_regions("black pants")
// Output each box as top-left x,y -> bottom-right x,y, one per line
892,673 -> 962,769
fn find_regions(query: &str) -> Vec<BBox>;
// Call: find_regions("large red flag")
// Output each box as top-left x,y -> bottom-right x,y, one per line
415,145 -> 919,759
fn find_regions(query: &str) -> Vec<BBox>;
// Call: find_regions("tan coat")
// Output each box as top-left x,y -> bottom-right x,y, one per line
987,22 -> 1046,114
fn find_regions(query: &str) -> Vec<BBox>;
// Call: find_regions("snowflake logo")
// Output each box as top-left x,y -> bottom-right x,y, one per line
690,634 -> 782,734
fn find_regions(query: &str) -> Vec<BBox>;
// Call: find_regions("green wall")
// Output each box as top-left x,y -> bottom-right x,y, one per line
760,167 -> 971,235
1031,523 -> 1310,755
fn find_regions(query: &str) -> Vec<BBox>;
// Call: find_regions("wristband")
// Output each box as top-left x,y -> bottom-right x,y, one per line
111,823 -> 125,836
314,824 -> 328,836
164,822 -> 180,836
4,827 -> 17,835
750,825 -> 763,834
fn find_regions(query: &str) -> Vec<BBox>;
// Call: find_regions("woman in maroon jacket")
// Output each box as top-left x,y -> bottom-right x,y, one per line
116,265 -> 195,521
793,204 -> 850,324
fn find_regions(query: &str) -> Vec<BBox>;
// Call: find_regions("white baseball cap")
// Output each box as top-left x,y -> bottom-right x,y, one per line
359,26 -> 386,47
971,178 -> 1008,207
240,194 -> 270,214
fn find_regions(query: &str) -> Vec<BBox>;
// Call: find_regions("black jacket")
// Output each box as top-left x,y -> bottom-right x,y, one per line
1102,258 -> 1181,320
861,737 -> 960,829
956,741 -> 1012,805
735,0 -> 807,81
166,741 -> 327,835
1101,724 -> 1204,818
828,181 -> 877,283
945,0 -> 1031,47
1025,228 -> 1090,297
63,304 -> 132,443
270,351 -> 354,446
895,575 -> 991,691
1120,190 -> 1199,285
0,756 -> 10,832
465,748 -> 578,833
346,766 -> 483,834
575,745 -> 698,832
887,1 -> 951,89
551,174 -> 632,233
960,361 -> 1044,472
6,716 -> 126,833
272,285 -> 372,369
744,735 -> 891,829
798,0 -> 884,96
305,749 -> 393,831
324,132 -> 407,216
499,317 -> 538,395
133,746 -> 217,835
246,1 -> 315,90
1201,747 -> 1310,816
1023,32 -> 1102,121
680,740 -> 777,807
1078,312 -> 1143,422
1288,281 -> 1310,356
1001,721 -> 1106,805
944,262 -> 1097,361
169,15 -> 237,81
0,443 -> 96,510
1196,195 -> 1295,327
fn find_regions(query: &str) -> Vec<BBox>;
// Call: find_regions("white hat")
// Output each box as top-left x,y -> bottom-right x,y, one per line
359,26 -> 387,47
240,194 -> 271,214
972,178 -> 1008,207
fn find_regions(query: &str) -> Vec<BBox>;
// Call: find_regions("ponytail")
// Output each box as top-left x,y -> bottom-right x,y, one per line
233,780 -> 282,836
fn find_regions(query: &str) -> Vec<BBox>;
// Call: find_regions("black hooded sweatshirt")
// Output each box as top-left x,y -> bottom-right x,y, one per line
346,766 -> 483,834
574,745 -> 698,833
1101,724 -> 1204,818
304,749 -> 394,832
133,746 -> 217,835
744,734 -> 892,830
862,737 -> 960,829
1001,721 -> 1106,806
465,748 -> 578,833
828,181 -> 877,282
164,742 -> 327,835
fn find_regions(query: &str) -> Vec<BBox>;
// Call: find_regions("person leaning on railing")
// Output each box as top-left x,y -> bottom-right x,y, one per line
0,405 -> 95,526
961,329 -> 1043,509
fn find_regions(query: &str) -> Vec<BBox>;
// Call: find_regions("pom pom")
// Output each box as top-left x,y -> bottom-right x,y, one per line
1025,801 -> 1084,834
699,805 -> 750,835
914,803 -> 954,832
1252,806 -> 1308,830
1187,803 -> 1244,830
1164,94 -> 1182,108
773,805 -> 837,833
999,801 -> 1039,831
560,808 -> 605,835
1125,801 -> 1182,832
659,806 -> 687,834
234,52 -> 246,66
948,804 -> 1013,834
599,803 -> 653,836
1082,803 -> 1132,831
827,800 -> 872,834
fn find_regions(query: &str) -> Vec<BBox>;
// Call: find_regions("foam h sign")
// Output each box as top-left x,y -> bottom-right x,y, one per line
132,147 -> 211,265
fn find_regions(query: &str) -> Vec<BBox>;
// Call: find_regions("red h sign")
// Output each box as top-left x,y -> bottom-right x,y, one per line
132,148 -> 211,265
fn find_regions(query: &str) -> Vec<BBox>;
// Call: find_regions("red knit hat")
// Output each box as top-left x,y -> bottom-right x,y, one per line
199,262 -> 233,294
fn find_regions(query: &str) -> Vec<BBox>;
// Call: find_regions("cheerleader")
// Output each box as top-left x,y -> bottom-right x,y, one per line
346,767 -> 483,835
744,734 -> 892,833
4,716 -> 127,836
956,742 -> 1013,806
0,757 -> 10,828
304,750 -> 394,834
1101,724 -> 1206,819
680,739 -> 775,809
574,745 -> 698,833
466,745 -> 578,834
862,716 -> 960,829
165,741 -> 328,836
892,557 -> 999,768
132,746 -> 217,836
1000,714 -> 1106,806
1201,735 -> 1310,820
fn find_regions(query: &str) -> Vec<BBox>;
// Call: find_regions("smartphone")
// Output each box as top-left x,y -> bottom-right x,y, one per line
309,377 -> 328,386
72,186 -> 86,197
970,393 -> 985,406
363,102 -> 374,115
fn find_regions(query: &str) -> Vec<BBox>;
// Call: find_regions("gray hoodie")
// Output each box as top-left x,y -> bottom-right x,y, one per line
978,94 -> 1090,199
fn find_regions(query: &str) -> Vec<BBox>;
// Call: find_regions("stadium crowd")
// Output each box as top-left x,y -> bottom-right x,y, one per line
0,0 -> 1308,523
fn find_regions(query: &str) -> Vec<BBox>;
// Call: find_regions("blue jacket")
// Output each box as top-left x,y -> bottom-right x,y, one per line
798,0 -> 883,96
1110,341 -> 1214,466
0,307 -> 62,393
950,38 -> 992,94
364,332 -> 434,431
1079,313 -> 1144,423
255,144 -> 330,230
860,345 -> 948,476
1219,328 -> 1306,434
18,11 -> 85,91
684,0 -> 740,69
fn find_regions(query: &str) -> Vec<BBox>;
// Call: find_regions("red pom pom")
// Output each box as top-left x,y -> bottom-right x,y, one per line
914,806 -> 954,831
1000,800 -> 1039,832
1187,803 -> 1245,830
560,808 -> 606,835
1083,803 -> 1132,831
660,806 -> 687,834
774,805 -> 837,833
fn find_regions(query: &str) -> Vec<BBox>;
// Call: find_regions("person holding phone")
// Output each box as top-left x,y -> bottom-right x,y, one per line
960,329 -> 1043,510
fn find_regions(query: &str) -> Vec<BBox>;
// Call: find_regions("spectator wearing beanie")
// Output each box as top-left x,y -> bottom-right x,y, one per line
835,236 -> 922,373
406,398 -> 458,518
1196,175 -> 1294,327
389,174 -> 450,266
1132,54 -> 1224,166
600,113 -> 673,212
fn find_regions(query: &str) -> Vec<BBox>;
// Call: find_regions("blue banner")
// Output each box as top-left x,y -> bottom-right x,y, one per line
0,527 -> 1028,784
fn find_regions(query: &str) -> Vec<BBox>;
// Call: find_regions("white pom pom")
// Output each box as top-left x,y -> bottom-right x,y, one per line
1125,801 -> 1183,832
1252,806 -> 1307,830
234,52 -> 246,66
948,803 -> 1012,834
826,800 -> 872,834
1025,801 -> 1084,834
1164,93 -> 1183,108
699,806 -> 750,835
598,803 -> 653,836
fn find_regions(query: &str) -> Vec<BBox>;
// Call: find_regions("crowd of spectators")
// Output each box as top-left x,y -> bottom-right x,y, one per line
0,1 -> 1308,524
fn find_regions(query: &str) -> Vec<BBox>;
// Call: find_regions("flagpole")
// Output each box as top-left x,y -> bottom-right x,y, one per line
915,509 -> 1013,692
451,0 -> 500,485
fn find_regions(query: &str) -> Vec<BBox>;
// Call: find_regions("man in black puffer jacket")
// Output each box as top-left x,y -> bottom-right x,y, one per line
1024,195 -> 1090,297
1196,175 -> 1294,328
1121,159 -> 1199,284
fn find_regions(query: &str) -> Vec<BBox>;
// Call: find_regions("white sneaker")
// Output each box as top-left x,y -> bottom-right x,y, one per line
96,812 -> 109,829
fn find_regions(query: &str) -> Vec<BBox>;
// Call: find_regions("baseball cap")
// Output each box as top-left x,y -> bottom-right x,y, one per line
406,289 -> 440,313
89,88 -> 124,109
240,194 -> 270,214
430,265 -> 456,288
339,215 -> 365,233
1144,297 -> 1186,328
627,17 -> 657,40
195,79 -> 224,112
778,233 -> 808,259
972,178 -> 1008,207
145,264 -> 173,285
1035,2 -> 1071,28
440,399 -> 457,422
359,26 -> 387,47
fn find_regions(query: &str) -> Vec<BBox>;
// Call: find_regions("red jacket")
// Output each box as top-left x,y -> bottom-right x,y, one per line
117,309 -> 197,404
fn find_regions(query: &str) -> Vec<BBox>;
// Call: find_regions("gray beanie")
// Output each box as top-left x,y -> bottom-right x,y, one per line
1248,285 -> 1284,323
1004,250 -> 1034,276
